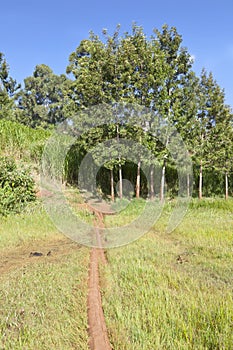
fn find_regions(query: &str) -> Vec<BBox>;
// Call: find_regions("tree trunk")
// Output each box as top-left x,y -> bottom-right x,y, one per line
110,168 -> 114,201
160,163 -> 166,202
225,172 -> 228,200
136,135 -> 142,199
116,123 -> 123,199
199,161 -> 203,200
119,164 -> 123,199
150,164 -> 154,200
136,159 -> 141,198
187,173 -> 190,197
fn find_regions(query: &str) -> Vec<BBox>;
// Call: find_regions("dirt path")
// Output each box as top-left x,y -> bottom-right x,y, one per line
1,200 -> 112,350
88,248 -> 112,350
86,205 -> 112,350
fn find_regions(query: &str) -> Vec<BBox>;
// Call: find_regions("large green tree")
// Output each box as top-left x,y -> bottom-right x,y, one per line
16,64 -> 68,128
202,80 -> 233,199
66,25 -> 166,198
191,70 -> 232,199
149,25 -> 197,200
65,24 -> 232,200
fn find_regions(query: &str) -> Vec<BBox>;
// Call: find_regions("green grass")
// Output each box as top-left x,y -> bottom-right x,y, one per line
0,203 -> 62,249
1,197 -> 233,349
101,198 -> 233,349
0,204 -> 90,349
106,197 -> 147,227
63,187 -> 95,225
0,250 -> 89,350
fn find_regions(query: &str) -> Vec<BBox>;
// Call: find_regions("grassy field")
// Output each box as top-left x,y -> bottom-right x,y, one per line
1,198 -> 232,349
102,199 -> 233,349
0,204 -> 90,350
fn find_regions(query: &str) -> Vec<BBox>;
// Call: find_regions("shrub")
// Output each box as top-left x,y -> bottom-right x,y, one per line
0,156 -> 36,215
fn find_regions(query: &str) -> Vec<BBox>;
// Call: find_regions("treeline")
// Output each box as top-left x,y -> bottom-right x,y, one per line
0,24 -> 232,200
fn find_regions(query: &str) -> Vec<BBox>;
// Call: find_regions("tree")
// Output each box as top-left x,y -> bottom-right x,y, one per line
65,24 -> 232,200
205,94 -> 233,199
16,64 -> 68,128
191,70 -> 231,199
66,25 -> 166,198
116,26 -> 164,198
150,25 -> 196,201
0,53 -> 20,120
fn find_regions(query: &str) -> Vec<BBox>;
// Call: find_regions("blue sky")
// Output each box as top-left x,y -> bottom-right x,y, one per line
1,0 -> 233,107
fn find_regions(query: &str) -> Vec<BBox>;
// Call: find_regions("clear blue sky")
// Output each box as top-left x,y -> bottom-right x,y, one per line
1,0 -> 233,107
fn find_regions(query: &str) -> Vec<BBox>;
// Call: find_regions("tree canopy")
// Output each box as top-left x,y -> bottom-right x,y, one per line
0,24 -> 232,199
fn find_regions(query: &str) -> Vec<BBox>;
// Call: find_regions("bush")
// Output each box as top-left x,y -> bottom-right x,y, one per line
0,157 -> 36,215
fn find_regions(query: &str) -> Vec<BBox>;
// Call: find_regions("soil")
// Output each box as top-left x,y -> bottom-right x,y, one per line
87,247 -> 112,350
86,203 -> 112,350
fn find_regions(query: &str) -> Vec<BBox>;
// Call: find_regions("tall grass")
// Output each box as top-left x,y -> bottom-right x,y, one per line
0,119 -> 50,163
102,198 -> 233,349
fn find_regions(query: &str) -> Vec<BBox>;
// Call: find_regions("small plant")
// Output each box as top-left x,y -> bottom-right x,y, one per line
0,156 -> 36,215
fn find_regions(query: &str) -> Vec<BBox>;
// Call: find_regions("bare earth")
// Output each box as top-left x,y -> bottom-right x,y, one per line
86,204 -> 112,350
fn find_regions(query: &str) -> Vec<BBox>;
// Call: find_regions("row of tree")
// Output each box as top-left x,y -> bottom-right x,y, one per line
1,24 -> 232,199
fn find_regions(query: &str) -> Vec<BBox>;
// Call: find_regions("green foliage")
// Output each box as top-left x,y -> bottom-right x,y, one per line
16,64 -> 69,128
0,119 -> 50,162
64,25 -> 191,199
0,52 -> 20,121
1,25 -> 233,199
0,157 -> 36,215
0,53 -> 20,96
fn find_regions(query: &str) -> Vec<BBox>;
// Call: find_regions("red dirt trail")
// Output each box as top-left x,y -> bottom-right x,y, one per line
87,247 -> 112,350
86,205 -> 112,350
